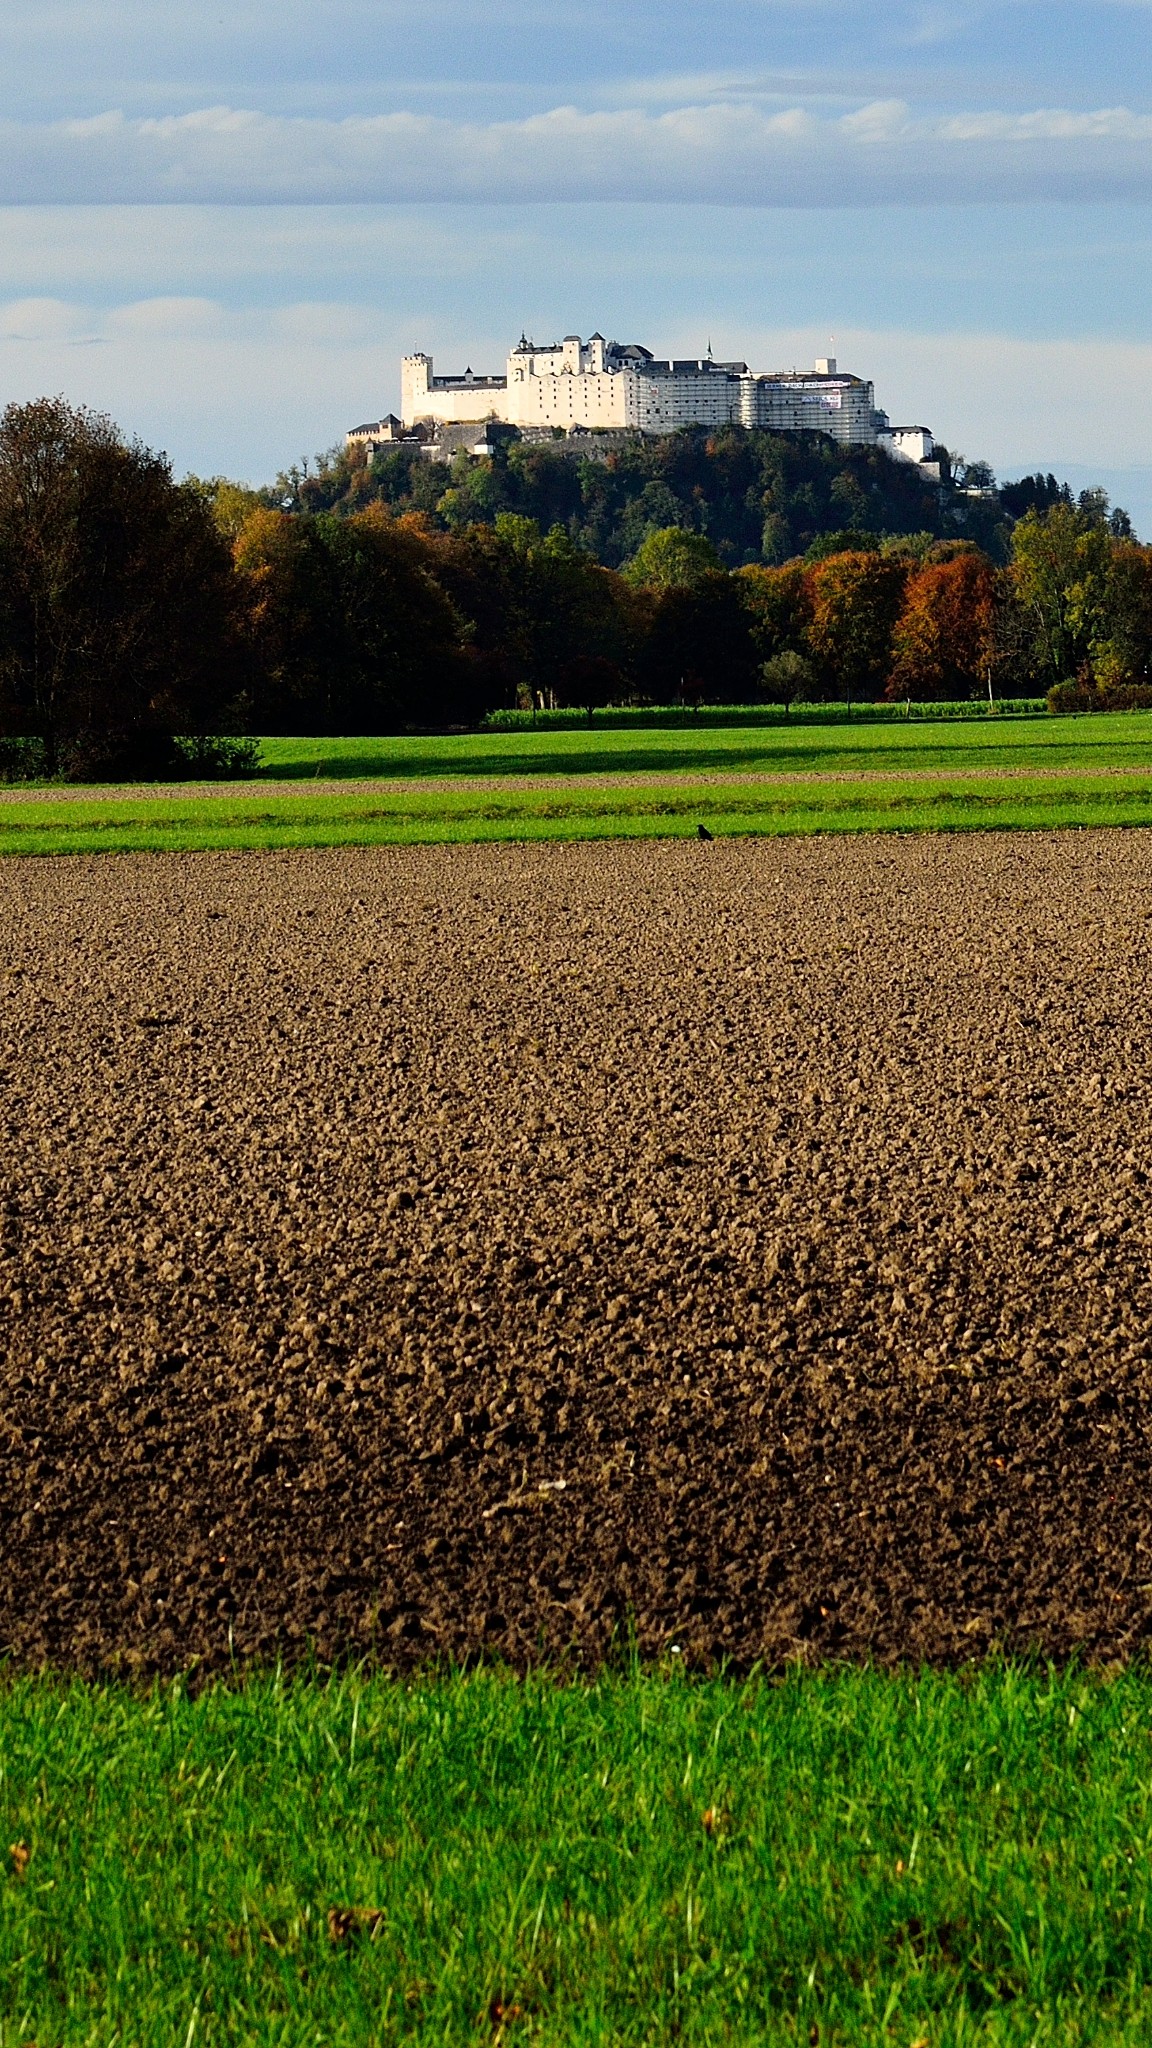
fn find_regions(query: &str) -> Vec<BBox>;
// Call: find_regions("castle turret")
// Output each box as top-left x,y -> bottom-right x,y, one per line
401,353 -> 434,423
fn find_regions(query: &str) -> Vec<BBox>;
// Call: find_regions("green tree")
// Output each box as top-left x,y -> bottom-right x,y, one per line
760,648 -> 818,712
803,529 -> 878,564
639,572 -> 761,704
531,527 -> 637,709
1089,539 -> 1152,694
320,506 -> 465,726
1009,503 -> 1112,683
187,475 -> 267,542
437,451 -> 512,530
623,526 -> 722,592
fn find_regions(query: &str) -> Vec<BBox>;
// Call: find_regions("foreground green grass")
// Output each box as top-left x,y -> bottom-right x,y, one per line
255,711 -> 1152,784
6,1664 -> 1152,2043
6,769 -> 1152,855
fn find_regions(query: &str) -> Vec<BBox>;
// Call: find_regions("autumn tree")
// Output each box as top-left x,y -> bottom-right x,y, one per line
0,397 -> 243,775
233,503 -> 464,730
804,550 -> 909,706
887,550 -> 998,701
430,515 -> 638,712
736,560 -> 811,664
232,509 -> 343,728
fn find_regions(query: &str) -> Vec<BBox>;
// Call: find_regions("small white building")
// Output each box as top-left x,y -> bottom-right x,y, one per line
875,425 -> 941,482
877,426 -> 934,465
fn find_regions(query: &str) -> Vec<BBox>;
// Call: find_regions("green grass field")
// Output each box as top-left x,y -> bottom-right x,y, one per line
255,711 -> 1152,785
0,712 -> 1149,855
5,768 -> 1152,857
5,1663 -> 1152,2045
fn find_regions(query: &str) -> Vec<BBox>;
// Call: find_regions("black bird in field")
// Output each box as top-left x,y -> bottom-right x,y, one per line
697,823 -> 714,842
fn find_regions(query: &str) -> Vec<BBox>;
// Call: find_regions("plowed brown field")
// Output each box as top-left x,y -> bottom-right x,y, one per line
3,833 -> 1151,1674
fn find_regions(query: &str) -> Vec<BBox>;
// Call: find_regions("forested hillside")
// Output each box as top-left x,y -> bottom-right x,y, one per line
279,425 -> 1016,567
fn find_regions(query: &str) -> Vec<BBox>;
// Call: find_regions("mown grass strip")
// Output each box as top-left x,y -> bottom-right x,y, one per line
4,1664 -> 1152,2043
5,770 -> 1152,855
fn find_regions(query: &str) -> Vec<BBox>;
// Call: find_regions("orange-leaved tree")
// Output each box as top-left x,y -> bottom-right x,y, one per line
233,503 -> 464,731
804,550 -> 909,707
736,560 -> 811,663
887,549 -> 998,701
233,508 -> 341,729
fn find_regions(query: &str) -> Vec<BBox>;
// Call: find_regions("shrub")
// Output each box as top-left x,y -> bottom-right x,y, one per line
1047,676 -> 1152,714
175,735 -> 262,778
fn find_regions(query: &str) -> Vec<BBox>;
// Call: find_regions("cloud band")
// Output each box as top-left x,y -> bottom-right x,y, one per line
2,99 -> 1152,205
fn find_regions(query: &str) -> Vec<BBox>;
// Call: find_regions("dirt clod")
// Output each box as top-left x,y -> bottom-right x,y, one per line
327,1906 -> 384,1944
3,832 -> 1152,1671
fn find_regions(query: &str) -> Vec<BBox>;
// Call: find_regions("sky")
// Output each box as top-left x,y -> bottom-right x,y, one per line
2,2 -> 1152,524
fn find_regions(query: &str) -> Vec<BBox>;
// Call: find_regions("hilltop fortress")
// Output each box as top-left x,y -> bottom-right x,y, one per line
348,331 -> 938,475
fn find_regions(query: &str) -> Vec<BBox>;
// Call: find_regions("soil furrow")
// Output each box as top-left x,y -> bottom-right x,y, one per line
1,832 -> 1150,1672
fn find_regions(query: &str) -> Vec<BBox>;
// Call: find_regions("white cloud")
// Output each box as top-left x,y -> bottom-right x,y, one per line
937,106 -> 1152,141
0,294 -> 93,338
104,294 -> 223,336
3,97 -> 1152,204
839,98 -> 913,140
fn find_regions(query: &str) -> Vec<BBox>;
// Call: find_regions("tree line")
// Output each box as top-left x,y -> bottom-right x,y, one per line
0,398 -> 1148,777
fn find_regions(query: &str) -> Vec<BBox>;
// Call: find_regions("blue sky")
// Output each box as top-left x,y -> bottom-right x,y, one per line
2,1 -> 1152,521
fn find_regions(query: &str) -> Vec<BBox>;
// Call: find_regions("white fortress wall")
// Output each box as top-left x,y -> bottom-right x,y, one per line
401,352 -> 509,427
508,369 -> 635,429
390,335 -> 919,458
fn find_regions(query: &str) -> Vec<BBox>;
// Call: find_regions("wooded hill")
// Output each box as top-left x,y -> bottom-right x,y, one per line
278,425 -> 1023,567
